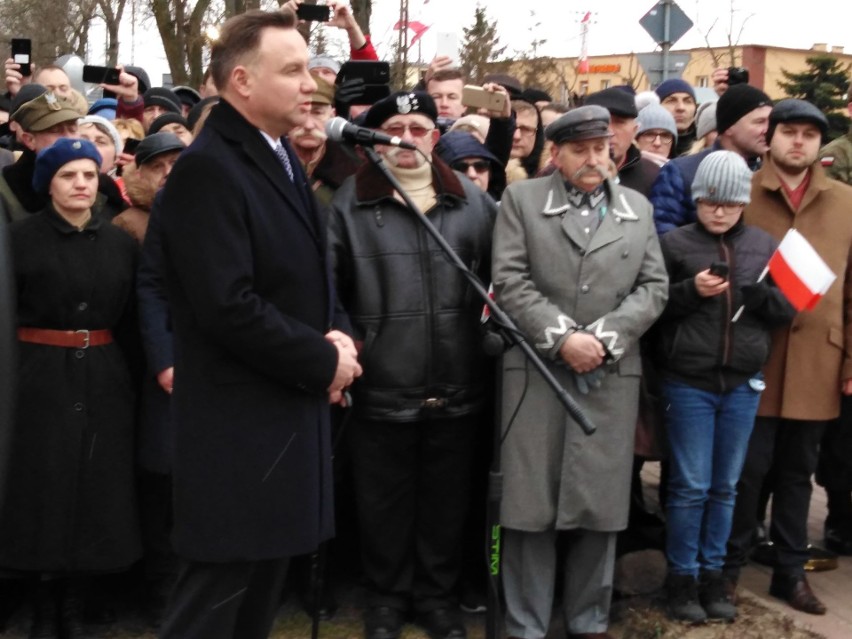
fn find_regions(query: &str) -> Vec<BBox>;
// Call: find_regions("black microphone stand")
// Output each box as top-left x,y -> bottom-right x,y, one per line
361,146 -> 596,639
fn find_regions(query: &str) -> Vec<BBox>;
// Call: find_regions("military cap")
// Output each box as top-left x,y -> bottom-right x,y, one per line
363,91 -> 438,128
134,132 -> 185,167
545,105 -> 612,144
311,76 -> 335,106
585,87 -> 638,118
12,92 -> 81,132
769,99 -> 828,137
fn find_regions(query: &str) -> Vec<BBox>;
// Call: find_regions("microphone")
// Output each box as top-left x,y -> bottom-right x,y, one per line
325,117 -> 417,150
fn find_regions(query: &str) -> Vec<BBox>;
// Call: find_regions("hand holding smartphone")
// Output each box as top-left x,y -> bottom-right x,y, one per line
83,65 -> 122,85
296,3 -> 331,21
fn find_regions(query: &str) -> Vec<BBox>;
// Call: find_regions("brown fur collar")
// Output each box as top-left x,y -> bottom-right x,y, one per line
354,154 -> 467,205
122,163 -> 158,212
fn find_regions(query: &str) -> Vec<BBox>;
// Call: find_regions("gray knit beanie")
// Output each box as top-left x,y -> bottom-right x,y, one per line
636,104 -> 678,139
695,101 -> 717,140
692,150 -> 752,204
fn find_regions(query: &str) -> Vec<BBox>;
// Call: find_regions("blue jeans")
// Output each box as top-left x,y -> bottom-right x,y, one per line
662,379 -> 762,576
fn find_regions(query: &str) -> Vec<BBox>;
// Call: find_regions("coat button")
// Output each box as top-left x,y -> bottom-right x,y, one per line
75,350 -> 85,359
73,402 -> 84,411
78,302 -> 88,311
88,235 -> 96,241
615,217 -> 622,224
581,284 -> 590,293
621,250 -> 629,258
579,249 -> 586,256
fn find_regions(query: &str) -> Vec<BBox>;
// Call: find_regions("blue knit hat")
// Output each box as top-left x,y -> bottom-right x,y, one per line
33,138 -> 102,194
655,78 -> 696,102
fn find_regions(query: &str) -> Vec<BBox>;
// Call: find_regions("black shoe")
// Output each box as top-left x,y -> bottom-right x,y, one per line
698,571 -> 736,621
416,607 -> 466,639
364,606 -> 404,639
769,573 -> 826,615
59,583 -> 87,639
750,540 -> 777,567
665,574 -> 706,624
824,526 -> 852,556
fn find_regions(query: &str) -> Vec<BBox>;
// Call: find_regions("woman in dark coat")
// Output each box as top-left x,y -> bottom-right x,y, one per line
0,138 -> 141,638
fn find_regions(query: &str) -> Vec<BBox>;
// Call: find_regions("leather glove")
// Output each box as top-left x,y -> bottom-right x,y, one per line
573,367 -> 606,395
335,77 -> 366,106
741,281 -> 770,311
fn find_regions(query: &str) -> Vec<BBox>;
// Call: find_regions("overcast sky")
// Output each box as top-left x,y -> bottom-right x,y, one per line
89,0 -> 852,87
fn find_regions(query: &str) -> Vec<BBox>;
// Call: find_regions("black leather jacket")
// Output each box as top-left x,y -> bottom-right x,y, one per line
329,158 -> 497,422
656,218 -> 795,393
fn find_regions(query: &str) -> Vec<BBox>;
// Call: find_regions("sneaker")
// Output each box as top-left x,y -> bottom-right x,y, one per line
699,571 -> 736,621
665,573 -> 707,624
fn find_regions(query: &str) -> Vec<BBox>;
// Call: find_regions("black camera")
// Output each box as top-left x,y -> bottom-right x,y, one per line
727,67 -> 749,86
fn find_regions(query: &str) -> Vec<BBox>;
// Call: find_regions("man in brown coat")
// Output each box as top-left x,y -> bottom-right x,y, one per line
724,99 -> 852,615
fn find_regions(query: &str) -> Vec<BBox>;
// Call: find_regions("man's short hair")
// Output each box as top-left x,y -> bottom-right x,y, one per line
429,69 -> 464,84
541,102 -> 571,117
33,65 -> 69,81
210,10 -> 297,92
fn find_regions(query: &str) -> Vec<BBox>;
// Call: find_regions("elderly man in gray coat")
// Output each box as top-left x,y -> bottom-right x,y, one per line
492,105 -> 668,639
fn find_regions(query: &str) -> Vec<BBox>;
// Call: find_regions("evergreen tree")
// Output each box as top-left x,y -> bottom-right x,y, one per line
779,55 -> 851,141
459,5 -> 507,84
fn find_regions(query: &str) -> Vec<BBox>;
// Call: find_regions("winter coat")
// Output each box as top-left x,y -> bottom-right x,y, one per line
656,218 -> 795,393
329,158 -> 496,423
0,206 -> 141,571
744,161 -> 852,421
492,173 -> 668,532
819,125 -> 852,185
159,99 -> 343,562
618,143 -> 661,198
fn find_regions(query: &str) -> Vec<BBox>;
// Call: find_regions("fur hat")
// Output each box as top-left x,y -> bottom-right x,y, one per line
692,150 -> 753,205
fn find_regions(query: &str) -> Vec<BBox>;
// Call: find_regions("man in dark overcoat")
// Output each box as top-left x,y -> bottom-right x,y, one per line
156,10 -> 361,639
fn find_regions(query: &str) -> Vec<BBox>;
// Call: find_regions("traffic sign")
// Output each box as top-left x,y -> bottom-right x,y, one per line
636,52 -> 691,86
640,0 -> 693,46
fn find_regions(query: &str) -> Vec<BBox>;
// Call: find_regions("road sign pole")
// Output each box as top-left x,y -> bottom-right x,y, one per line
662,0 -> 671,81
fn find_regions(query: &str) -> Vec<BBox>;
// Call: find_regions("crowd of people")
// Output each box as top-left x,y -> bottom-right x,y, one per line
1,4 -> 852,639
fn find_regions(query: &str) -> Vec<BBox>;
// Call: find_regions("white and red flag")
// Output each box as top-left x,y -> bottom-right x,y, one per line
767,229 -> 836,311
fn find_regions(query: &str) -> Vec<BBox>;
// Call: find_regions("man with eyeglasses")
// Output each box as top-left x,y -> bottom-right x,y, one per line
329,91 -> 496,639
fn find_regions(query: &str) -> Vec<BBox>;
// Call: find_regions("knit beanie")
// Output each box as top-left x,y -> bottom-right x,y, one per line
695,101 -> 717,140
716,84 -> 772,134
692,150 -> 752,205
78,115 -> 123,156
33,138 -> 102,194
635,90 -> 660,111
654,78 -> 695,102
637,104 -> 678,139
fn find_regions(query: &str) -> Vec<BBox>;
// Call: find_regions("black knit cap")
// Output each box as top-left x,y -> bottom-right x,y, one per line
148,112 -> 190,136
143,87 -> 182,114
585,87 -> 638,118
363,91 -> 438,128
716,84 -> 772,134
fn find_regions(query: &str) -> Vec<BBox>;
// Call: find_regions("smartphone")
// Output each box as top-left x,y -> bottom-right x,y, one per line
336,61 -> 390,87
122,137 -> 141,155
462,85 -> 507,113
296,3 -> 331,21
435,32 -> 459,67
709,262 -> 729,278
83,65 -> 122,85
11,38 -> 31,77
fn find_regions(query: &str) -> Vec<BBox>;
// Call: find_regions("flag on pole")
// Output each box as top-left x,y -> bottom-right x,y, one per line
393,19 -> 431,44
577,11 -> 591,74
767,229 -> 836,311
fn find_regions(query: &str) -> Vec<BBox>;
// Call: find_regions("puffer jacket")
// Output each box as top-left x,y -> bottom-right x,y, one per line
656,217 -> 795,393
329,157 -> 497,422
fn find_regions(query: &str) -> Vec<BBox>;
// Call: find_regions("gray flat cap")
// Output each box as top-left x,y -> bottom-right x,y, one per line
545,105 -> 611,144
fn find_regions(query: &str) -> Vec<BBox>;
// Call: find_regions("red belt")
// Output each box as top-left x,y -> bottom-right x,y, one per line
17,328 -> 113,349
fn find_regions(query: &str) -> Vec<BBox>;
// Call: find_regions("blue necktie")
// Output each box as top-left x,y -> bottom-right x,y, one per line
275,142 -> 295,182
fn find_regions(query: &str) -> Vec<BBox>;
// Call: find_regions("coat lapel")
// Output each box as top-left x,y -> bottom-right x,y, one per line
586,184 -> 638,254
540,175 -> 590,251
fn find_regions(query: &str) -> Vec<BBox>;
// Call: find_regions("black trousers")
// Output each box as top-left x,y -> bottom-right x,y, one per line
816,395 -> 852,492
159,557 -> 289,639
349,416 -> 478,613
725,417 -> 826,578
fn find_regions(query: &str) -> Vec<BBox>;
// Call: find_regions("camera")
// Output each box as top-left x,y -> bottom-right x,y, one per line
727,67 -> 749,86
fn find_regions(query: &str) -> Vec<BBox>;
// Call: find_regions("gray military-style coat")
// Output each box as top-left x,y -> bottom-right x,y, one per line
493,172 -> 668,532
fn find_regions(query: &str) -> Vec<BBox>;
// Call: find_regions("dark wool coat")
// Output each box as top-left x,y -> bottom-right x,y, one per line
158,99 -> 343,562
0,207 -> 141,571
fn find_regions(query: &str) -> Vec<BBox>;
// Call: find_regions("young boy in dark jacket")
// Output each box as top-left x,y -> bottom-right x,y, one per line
656,151 -> 795,623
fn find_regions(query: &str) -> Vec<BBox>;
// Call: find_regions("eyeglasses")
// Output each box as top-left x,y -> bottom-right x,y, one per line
697,200 -> 744,215
381,123 -> 435,138
516,125 -> 537,137
638,131 -> 674,144
452,160 -> 491,174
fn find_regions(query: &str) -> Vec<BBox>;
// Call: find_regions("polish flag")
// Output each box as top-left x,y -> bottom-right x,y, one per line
767,229 -> 836,311
393,20 -> 431,45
